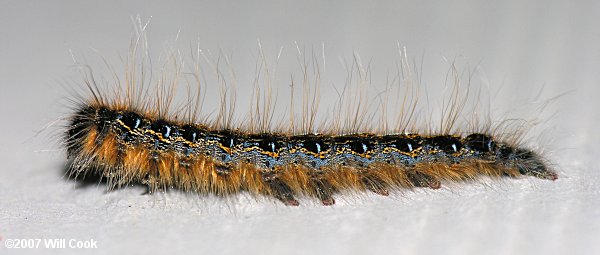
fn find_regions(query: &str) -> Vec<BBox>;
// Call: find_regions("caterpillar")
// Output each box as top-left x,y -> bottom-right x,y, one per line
63,25 -> 557,206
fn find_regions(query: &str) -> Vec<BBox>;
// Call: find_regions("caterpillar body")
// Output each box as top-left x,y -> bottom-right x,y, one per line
65,104 -> 557,206
63,23 -> 557,206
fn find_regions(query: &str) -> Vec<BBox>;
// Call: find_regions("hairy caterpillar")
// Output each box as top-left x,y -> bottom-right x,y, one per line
63,24 -> 557,206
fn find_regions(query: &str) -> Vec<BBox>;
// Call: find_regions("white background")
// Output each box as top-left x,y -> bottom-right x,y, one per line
1,1 -> 598,254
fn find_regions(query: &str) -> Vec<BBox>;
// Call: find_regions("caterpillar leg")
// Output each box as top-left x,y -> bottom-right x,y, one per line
362,175 -> 390,196
407,171 -> 441,189
266,178 -> 300,206
313,179 -> 336,206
